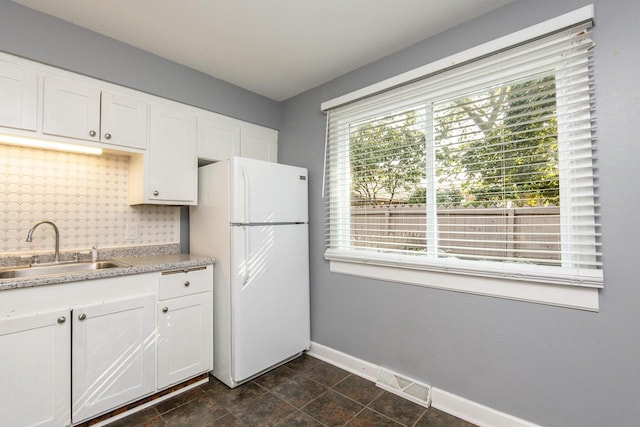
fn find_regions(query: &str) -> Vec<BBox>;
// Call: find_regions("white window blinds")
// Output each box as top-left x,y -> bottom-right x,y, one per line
324,22 -> 601,287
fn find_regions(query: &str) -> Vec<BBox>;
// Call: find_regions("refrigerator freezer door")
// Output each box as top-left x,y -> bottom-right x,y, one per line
231,157 -> 308,224
230,224 -> 310,383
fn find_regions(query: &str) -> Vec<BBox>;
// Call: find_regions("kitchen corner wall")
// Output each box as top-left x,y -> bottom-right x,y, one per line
0,144 -> 179,254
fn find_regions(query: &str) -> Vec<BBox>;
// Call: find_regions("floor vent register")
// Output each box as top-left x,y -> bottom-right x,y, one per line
376,367 -> 432,408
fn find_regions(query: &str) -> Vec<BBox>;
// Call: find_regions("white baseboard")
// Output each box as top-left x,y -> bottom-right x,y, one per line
308,341 -> 378,381
430,388 -> 542,427
307,341 -> 540,427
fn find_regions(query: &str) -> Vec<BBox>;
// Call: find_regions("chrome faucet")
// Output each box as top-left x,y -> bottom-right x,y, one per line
26,221 -> 60,263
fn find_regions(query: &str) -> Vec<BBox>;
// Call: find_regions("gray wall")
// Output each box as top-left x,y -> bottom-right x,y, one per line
279,0 -> 640,426
0,0 -> 281,130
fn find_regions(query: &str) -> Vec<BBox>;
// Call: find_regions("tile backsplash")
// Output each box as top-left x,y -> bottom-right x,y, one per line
0,144 -> 180,255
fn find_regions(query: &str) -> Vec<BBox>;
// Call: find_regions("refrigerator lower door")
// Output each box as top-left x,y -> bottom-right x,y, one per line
230,223 -> 310,383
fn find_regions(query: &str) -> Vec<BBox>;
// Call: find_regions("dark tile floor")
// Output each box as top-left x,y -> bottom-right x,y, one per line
109,354 -> 476,427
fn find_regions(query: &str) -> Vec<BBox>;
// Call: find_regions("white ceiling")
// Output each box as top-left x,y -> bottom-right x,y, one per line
13,0 -> 512,101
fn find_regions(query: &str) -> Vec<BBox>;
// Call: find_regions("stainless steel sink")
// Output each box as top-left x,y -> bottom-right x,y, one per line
0,260 -> 131,279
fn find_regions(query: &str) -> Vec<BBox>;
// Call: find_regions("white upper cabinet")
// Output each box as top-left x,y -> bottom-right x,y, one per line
43,76 -> 101,142
197,113 -> 241,162
129,103 -> 197,205
0,52 -> 279,206
196,113 -> 278,163
0,59 -> 38,131
240,124 -> 278,162
43,76 -> 148,150
100,91 -> 148,149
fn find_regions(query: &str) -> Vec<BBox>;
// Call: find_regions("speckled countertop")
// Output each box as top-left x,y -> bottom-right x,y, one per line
0,245 -> 214,291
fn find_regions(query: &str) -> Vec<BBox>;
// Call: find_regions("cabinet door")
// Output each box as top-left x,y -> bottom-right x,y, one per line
148,104 -> 197,203
157,292 -> 212,389
197,114 -> 240,162
240,125 -> 278,162
72,295 -> 155,423
43,76 -> 101,141
0,60 -> 38,131
100,91 -> 148,149
0,310 -> 71,427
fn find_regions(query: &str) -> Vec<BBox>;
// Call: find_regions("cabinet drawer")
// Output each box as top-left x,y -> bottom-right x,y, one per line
157,266 -> 212,300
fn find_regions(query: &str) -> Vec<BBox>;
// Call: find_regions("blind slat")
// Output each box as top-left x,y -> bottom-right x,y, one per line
324,22 -> 600,284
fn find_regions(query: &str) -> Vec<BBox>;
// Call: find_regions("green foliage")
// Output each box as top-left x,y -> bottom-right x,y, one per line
348,75 -> 560,209
349,110 -> 426,206
435,75 -> 559,207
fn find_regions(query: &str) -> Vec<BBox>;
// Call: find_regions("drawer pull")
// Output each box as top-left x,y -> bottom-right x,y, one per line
184,281 -> 190,287
161,266 -> 207,275
162,307 -> 169,313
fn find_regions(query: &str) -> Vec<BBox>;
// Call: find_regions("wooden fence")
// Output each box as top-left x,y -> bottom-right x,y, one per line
350,204 -> 561,263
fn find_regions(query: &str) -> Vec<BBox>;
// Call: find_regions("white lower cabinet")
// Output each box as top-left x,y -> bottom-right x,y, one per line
157,293 -> 212,389
0,263 -> 213,427
0,309 -> 71,427
71,295 -> 156,423
157,267 -> 213,390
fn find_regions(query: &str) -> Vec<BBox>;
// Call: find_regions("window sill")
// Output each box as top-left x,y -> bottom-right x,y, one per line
328,258 -> 600,312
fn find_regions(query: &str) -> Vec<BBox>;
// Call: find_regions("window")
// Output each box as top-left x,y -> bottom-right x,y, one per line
323,13 -> 601,310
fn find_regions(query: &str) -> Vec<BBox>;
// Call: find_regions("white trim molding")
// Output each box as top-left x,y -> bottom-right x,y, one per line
330,260 -> 600,311
308,341 -> 543,427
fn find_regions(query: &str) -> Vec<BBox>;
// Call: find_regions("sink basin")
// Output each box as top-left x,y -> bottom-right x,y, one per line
0,260 -> 131,279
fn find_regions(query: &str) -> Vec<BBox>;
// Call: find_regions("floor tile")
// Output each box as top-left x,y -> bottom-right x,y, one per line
96,357 -> 477,427
346,408 -> 402,426
303,361 -> 351,387
105,406 -> 160,427
368,391 -> 427,426
277,410 -> 326,426
302,390 -> 363,426
285,354 -> 321,373
333,374 -> 383,405
229,391 -> 296,426
137,415 -> 167,426
160,394 -> 228,427
253,364 -> 299,390
153,386 -> 206,414
202,377 -> 267,409
271,375 -> 328,408
208,413 -> 246,426
414,408 -> 477,426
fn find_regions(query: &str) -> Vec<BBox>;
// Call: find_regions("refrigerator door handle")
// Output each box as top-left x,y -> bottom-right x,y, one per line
243,226 -> 250,286
242,167 -> 250,224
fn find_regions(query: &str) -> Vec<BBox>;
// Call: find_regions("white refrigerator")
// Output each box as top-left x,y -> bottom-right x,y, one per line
190,156 -> 310,388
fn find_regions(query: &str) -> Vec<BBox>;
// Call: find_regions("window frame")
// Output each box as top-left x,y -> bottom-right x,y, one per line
323,6 -> 601,311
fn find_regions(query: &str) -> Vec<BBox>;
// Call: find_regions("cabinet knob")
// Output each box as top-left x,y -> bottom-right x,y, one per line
78,313 -> 86,321
57,316 -> 66,324
89,130 -> 97,137
153,190 -> 159,196
104,133 -> 112,140
162,307 -> 169,313
184,281 -> 190,287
